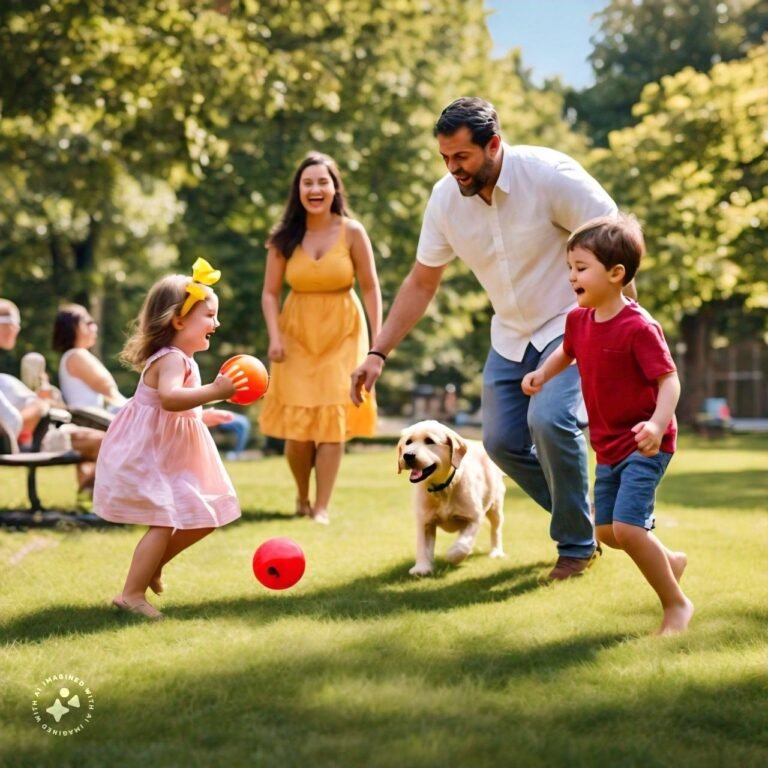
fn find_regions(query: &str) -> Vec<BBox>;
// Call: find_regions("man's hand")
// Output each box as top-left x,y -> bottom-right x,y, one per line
350,355 -> 383,406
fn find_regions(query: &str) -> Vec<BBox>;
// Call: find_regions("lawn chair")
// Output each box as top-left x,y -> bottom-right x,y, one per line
695,397 -> 733,438
0,408 -> 108,528
68,405 -> 115,431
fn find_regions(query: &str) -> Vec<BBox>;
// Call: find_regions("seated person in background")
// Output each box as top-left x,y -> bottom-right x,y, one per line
1,297 -> 104,497
0,299 -> 48,449
51,302 -> 244,462
21,351 -> 67,408
210,410 -> 252,461
53,303 -> 128,413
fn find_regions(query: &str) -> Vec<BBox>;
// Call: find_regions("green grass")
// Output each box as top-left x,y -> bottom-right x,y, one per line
1,433 -> 767,768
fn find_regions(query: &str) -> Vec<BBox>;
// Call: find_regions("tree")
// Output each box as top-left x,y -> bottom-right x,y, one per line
174,0 -> 498,401
0,0 -> 266,379
589,45 -> 768,420
0,0 -> 596,417
567,0 -> 767,146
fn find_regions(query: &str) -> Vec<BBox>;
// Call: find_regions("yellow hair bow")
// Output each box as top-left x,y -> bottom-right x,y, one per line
180,257 -> 221,316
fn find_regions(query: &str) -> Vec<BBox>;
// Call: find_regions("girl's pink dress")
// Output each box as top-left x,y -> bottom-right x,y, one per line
93,346 -> 241,529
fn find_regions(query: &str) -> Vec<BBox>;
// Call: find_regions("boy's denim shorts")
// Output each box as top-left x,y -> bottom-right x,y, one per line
594,450 -> 673,531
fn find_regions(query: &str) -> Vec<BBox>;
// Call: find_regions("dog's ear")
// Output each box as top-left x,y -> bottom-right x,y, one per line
396,433 -> 408,474
445,427 -> 468,469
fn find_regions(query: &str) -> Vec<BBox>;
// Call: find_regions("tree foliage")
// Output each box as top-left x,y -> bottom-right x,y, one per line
589,44 -> 768,417
567,0 -> 767,146
0,0 -> 581,412
6,1 -> 761,423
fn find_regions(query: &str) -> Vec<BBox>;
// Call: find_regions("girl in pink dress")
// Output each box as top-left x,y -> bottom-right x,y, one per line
94,259 -> 243,620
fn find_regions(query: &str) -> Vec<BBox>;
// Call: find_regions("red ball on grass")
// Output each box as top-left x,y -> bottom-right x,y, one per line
252,537 -> 306,590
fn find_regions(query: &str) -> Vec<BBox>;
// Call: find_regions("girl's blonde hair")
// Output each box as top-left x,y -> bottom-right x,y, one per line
120,274 -> 201,371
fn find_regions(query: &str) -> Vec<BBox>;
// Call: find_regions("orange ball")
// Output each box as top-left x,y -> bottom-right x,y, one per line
219,354 -> 269,405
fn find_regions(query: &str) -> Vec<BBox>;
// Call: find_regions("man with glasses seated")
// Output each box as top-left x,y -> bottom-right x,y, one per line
1,298 -> 104,508
0,299 -> 48,450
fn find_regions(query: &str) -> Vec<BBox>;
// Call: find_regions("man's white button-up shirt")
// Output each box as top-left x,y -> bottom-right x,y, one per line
417,143 -> 617,362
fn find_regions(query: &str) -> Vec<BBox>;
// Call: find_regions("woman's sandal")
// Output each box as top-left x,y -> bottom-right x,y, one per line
111,595 -> 164,621
310,510 -> 330,525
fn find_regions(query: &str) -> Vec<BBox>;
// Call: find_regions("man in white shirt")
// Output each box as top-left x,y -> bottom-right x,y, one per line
351,97 -> 627,579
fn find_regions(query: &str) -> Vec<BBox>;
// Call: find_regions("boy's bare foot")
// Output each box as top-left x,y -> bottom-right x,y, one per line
149,574 -> 164,595
668,551 -> 688,583
658,597 -> 694,636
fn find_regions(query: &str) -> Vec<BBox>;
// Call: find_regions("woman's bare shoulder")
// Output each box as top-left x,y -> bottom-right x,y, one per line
66,347 -> 96,370
343,216 -> 365,233
343,217 -> 370,242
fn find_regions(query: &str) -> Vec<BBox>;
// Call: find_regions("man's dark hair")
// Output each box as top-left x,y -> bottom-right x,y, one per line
434,97 -> 500,147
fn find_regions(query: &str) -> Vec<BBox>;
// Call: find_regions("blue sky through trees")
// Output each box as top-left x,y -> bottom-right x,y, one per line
485,0 -> 606,88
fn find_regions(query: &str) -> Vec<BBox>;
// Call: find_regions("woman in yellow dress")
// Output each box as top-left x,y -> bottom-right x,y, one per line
260,152 -> 382,524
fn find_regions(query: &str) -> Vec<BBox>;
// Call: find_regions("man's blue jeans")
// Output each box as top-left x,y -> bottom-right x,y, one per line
482,338 -> 595,559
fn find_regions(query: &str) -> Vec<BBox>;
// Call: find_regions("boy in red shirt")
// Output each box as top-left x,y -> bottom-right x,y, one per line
522,214 -> 693,635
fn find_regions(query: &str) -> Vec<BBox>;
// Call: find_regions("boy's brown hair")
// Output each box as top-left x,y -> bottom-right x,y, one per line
566,213 -> 645,285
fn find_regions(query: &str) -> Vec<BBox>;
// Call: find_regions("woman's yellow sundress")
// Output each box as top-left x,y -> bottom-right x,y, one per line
259,218 -> 377,442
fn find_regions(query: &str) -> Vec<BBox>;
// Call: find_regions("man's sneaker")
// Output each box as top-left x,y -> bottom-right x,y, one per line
547,546 -> 602,581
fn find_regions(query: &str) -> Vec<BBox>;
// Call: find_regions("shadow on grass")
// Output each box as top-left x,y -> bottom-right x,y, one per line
1,559 -> 550,644
9,637 -> 768,768
0,507 -> 301,532
239,507 -> 298,522
660,469 -> 768,510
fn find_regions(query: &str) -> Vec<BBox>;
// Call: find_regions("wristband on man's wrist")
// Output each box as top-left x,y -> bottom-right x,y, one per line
367,350 -> 387,362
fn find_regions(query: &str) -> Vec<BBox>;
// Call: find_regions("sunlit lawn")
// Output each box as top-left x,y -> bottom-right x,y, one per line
1,433 -> 766,767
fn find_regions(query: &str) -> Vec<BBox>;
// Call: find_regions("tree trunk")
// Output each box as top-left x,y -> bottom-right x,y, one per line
72,216 -> 103,357
49,234 -> 68,296
679,308 -> 712,425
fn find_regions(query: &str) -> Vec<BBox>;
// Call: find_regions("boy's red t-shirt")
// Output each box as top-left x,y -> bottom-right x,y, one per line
563,301 -> 677,465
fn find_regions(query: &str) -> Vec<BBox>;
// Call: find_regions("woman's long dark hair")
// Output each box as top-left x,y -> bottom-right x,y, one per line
52,303 -> 89,353
269,152 -> 349,259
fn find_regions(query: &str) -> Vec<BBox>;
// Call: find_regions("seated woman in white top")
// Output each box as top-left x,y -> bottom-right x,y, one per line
53,304 -> 127,413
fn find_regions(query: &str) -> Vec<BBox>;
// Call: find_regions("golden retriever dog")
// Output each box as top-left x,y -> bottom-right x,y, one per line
397,420 -> 506,576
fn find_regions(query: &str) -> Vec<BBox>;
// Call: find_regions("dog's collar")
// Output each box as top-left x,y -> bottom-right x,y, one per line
427,468 -> 456,493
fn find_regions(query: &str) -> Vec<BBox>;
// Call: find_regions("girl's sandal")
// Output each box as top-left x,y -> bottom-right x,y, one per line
310,510 -> 330,525
111,596 -> 164,621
